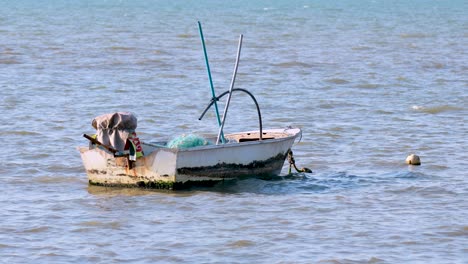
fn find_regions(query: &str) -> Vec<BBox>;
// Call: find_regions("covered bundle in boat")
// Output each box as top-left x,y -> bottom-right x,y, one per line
91,112 -> 143,160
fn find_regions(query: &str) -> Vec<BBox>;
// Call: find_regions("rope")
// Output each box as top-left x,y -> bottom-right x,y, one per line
287,149 -> 312,174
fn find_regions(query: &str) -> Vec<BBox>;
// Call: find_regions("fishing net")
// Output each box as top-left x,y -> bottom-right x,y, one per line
166,134 -> 211,149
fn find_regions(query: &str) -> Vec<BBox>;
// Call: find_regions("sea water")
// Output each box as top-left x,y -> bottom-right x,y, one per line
0,0 -> 467,263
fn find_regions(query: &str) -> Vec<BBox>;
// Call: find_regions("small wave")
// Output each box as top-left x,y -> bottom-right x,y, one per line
375,109 -> 394,115
270,117 -> 291,122
437,225 -> 468,237
108,46 -> 135,51
400,33 -> 433,39
0,130 -> 41,136
87,185 -> 160,196
22,226 -> 49,233
325,78 -> 349,85
423,62 -> 445,69
89,85 -> 107,90
115,89 -> 130,93
298,184 -> 329,192
435,78 -> 467,84
0,47 -> 19,54
152,49 -> 171,55
78,220 -> 122,230
158,74 -> 187,79
318,257 -> 384,263
78,221 -> 106,227
177,34 -> 195,38
390,185 -> 456,196
411,105 -> 424,110
355,83 -> 380,89
411,105 -> 463,114
0,59 -> 21,64
71,227 -> 93,233
393,171 -> 426,179
274,61 -> 313,69
396,76 -> 410,82
136,59 -> 170,67
0,243 -> 16,249
315,132 -> 341,139
39,253 -> 66,257
3,97 -> 21,110
227,240 -> 255,248
33,176 -> 83,184
427,164 -> 449,170
351,45 -> 372,51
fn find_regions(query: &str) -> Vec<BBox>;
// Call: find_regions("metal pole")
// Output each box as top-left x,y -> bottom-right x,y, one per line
216,34 -> 243,145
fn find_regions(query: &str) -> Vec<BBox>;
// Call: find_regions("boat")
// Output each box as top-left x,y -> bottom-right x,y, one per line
77,23 -> 308,189
78,118 -> 302,189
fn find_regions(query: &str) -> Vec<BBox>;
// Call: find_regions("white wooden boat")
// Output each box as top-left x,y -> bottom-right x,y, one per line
78,127 -> 302,189
78,25 -> 308,189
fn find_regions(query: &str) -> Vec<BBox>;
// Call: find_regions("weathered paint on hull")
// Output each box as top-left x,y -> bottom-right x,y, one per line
79,147 -> 178,188
78,128 -> 301,189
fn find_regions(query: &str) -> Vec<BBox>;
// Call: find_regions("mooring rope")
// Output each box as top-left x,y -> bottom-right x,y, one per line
287,149 -> 312,174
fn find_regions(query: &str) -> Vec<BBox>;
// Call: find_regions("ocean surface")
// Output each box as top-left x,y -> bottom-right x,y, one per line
1,0 -> 467,263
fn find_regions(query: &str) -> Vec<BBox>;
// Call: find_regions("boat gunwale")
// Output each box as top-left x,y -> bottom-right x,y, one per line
148,128 -> 301,153
78,128 -> 301,156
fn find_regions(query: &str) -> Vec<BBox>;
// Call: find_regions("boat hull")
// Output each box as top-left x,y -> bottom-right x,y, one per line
78,128 -> 301,189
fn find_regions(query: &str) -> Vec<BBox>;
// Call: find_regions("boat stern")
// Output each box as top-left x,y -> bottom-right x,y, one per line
78,146 -> 178,189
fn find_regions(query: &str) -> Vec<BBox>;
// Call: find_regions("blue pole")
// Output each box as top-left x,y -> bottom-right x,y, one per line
197,21 -> 225,143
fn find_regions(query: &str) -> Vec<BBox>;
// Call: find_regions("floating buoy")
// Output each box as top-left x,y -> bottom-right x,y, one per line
406,154 -> 421,166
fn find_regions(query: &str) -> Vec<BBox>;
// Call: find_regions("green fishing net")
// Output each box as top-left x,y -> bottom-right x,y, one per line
166,134 -> 211,149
